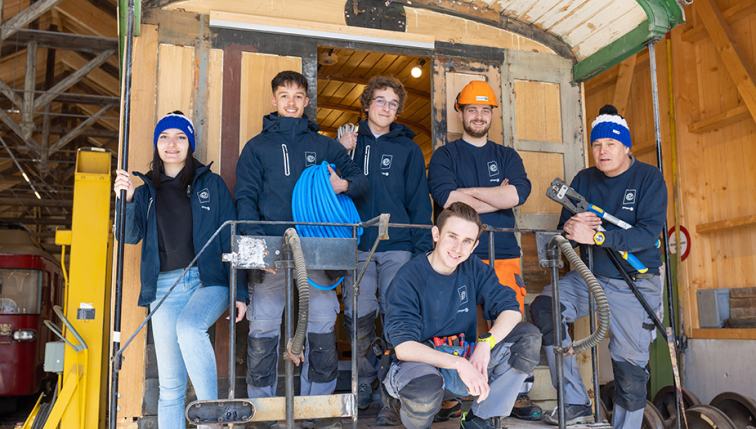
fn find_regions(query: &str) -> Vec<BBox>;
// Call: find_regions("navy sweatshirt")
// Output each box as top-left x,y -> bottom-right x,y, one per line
559,156 -> 667,278
235,113 -> 369,236
384,253 -> 520,347
351,121 -> 433,254
428,139 -> 531,259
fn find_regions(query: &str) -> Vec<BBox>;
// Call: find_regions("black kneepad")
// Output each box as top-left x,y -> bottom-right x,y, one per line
530,295 -> 566,347
505,322 -> 542,373
308,332 -> 339,383
612,360 -> 649,412
398,374 -> 444,420
246,336 -> 279,388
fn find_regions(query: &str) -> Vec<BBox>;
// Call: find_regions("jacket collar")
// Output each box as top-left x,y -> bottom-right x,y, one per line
262,112 -> 320,135
357,120 -> 416,140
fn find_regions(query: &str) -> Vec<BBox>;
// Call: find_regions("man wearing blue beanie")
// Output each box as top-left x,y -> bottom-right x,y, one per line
530,105 -> 668,429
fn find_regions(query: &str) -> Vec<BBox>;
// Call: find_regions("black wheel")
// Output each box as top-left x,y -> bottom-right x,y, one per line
653,385 -> 702,428
643,400 -> 666,429
710,392 -> 756,429
670,404 -> 738,429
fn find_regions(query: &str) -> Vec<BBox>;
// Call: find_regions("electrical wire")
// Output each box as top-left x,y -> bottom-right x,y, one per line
292,161 -> 363,290
337,123 -> 358,159
0,134 -> 42,199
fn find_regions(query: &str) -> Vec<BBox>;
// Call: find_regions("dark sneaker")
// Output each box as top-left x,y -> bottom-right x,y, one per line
435,399 -> 462,422
543,404 -> 594,426
357,382 -> 373,410
510,394 -> 543,421
460,410 -> 494,429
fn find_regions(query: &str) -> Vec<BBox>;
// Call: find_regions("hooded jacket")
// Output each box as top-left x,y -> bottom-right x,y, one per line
120,161 -> 247,307
235,113 -> 368,236
350,121 -> 432,254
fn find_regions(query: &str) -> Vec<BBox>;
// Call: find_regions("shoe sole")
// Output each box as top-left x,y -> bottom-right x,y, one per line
544,415 -> 594,426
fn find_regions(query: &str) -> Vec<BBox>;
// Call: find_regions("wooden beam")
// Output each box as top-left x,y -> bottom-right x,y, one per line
688,104 -> 751,134
0,197 -> 72,207
22,41 -> 38,140
695,0 -> 756,127
53,0 -> 118,38
682,0 -> 756,44
58,50 -> 119,96
317,101 -> 430,136
612,54 -> 636,116
0,217 -> 70,225
1,28 -> 118,53
0,124 -> 119,138
34,49 -> 116,110
696,215 -> 756,234
49,104 -> 114,153
0,79 -> 24,109
0,109 -> 43,154
0,0 -> 66,42
318,73 -> 431,100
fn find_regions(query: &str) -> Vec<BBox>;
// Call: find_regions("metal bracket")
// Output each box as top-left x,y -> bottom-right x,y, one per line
223,236 -> 357,270
537,232 -> 564,268
186,399 -> 255,425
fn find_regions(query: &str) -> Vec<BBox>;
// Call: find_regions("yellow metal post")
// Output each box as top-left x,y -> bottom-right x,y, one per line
54,148 -> 113,428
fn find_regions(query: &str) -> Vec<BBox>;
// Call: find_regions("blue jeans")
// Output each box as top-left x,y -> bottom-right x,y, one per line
150,267 -> 229,429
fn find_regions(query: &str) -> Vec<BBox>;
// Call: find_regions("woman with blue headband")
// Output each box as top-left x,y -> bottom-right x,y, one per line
114,111 -> 248,429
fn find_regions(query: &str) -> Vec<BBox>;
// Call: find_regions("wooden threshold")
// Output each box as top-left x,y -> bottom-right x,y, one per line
691,328 -> 756,340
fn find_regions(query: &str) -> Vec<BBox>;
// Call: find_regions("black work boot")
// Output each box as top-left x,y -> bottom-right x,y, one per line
510,394 -> 543,421
376,385 -> 401,426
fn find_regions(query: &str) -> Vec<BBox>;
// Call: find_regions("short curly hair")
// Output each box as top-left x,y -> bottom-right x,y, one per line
360,75 -> 407,116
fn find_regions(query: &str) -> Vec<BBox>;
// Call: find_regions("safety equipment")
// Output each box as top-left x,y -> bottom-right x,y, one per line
454,81 -> 499,112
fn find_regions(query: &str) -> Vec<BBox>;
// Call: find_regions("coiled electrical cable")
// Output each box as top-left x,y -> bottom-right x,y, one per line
292,161 -> 363,290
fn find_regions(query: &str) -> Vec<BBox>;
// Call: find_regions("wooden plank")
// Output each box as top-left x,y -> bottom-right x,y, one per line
694,0 -> 756,128
239,52 -> 302,155
318,73 -> 430,100
53,0 -> 117,38
612,54 -> 636,116
52,49 -> 119,102
730,287 -> 756,298
687,104 -> 750,133
166,0 -> 347,26
691,328 -> 756,340
48,103 -> 114,153
518,151 -> 564,215
0,0 -> 64,41
205,49 -> 223,173
696,215 -> 756,234
156,44 -> 196,122
514,80 -> 562,143
115,24 -> 158,423
682,0 -> 756,44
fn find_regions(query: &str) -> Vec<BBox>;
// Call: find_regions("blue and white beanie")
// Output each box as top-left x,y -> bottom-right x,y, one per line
590,105 -> 631,148
153,112 -> 196,152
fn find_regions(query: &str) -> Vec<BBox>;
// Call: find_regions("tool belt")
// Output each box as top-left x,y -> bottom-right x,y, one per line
426,334 -> 474,397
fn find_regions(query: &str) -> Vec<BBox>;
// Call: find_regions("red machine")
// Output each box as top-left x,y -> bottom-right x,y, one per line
0,224 -> 63,399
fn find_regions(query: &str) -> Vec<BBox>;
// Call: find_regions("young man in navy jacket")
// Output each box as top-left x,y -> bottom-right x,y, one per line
337,75 -> 433,417
235,71 -> 368,429
383,202 -> 541,429
428,80 -> 540,421
531,105 -> 667,429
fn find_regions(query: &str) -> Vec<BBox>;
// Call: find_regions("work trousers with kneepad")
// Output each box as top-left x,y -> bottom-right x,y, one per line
383,322 -> 541,429
342,250 -> 412,385
245,269 -> 339,398
531,270 -> 662,429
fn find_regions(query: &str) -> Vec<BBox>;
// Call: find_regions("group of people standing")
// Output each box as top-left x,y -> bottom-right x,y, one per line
115,70 -> 667,429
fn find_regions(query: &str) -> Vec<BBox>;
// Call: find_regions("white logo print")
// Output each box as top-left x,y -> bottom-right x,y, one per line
457,308 -> 469,313
487,161 -> 499,177
622,206 -> 634,211
623,189 -> 637,205
458,285 -> 468,305
381,154 -> 393,170
305,151 -> 316,167
197,188 -> 210,204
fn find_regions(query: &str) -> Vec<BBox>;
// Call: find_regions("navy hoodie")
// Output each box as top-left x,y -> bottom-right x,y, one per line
350,121 -> 432,254
559,156 -> 667,278
235,113 -> 369,236
120,162 -> 248,307
428,139 -> 531,260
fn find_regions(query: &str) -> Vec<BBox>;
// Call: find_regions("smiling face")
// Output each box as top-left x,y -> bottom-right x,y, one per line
156,128 -> 190,169
592,137 -> 631,177
272,83 -> 309,118
428,216 -> 480,275
459,104 -> 493,140
365,87 -> 399,135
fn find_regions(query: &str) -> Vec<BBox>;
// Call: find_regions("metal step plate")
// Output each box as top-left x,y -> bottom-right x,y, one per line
186,394 -> 355,424
227,236 -> 357,270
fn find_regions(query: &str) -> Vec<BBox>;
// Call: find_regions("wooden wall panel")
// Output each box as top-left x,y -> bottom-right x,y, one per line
514,80 -> 562,143
518,151 -> 564,215
116,24 -> 158,425
238,53 -> 302,154
206,48 -> 224,171
156,44 -> 196,118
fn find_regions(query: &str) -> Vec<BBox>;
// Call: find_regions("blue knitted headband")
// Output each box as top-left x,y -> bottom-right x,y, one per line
154,113 -> 196,152
590,109 -> 631,148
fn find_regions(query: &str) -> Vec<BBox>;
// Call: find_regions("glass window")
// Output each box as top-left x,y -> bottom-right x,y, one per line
0,269 -> 42,314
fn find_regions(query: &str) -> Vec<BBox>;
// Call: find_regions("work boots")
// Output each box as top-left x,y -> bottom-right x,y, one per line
376,385 -> 401,426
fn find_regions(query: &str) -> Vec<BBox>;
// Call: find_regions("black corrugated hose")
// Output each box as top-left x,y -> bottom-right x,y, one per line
284,228 -> 310,356
553,235 -> 611,354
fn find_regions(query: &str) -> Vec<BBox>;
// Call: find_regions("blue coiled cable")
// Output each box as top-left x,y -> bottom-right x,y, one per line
292,161 -> 362,290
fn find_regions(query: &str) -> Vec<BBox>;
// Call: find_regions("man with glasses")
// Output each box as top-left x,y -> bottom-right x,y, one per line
338,75 -> 433,423
428,80 -> 540,422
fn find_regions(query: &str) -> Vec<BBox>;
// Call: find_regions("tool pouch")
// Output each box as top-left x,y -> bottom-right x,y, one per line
432,344 -> 468,396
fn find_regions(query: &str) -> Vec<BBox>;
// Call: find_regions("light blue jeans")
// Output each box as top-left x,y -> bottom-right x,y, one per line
150,267 -> 229,429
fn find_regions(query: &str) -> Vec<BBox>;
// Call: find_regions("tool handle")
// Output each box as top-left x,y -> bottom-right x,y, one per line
588,205 -> 632,229
620,251 -> 649,274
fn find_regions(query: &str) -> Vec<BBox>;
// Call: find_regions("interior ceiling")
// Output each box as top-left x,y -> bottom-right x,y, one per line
316,47 -> 432,163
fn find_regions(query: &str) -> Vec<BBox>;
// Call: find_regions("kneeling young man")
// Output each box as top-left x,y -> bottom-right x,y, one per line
383,202 -> 542,429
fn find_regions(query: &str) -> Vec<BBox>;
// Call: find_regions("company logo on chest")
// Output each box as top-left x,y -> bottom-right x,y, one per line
487,160 -> 501,183
305,151 -> 317,167
197,188 -> 211,211
457,285 -> 469,313
622,189 -> 637,211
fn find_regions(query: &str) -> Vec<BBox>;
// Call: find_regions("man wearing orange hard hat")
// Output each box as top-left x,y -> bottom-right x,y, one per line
428,80 -> 541,422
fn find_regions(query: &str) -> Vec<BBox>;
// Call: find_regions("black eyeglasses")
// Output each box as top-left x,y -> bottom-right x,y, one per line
373,97 -> 400,111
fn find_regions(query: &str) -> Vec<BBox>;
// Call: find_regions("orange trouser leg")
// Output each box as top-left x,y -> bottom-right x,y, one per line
477,258 -> 526,335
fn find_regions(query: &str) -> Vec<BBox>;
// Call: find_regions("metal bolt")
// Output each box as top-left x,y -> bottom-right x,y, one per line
275,250 -> 280,255
195,403 -> 202,408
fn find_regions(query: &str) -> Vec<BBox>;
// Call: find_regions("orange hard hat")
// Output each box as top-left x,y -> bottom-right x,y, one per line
454,81 -> 499,111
